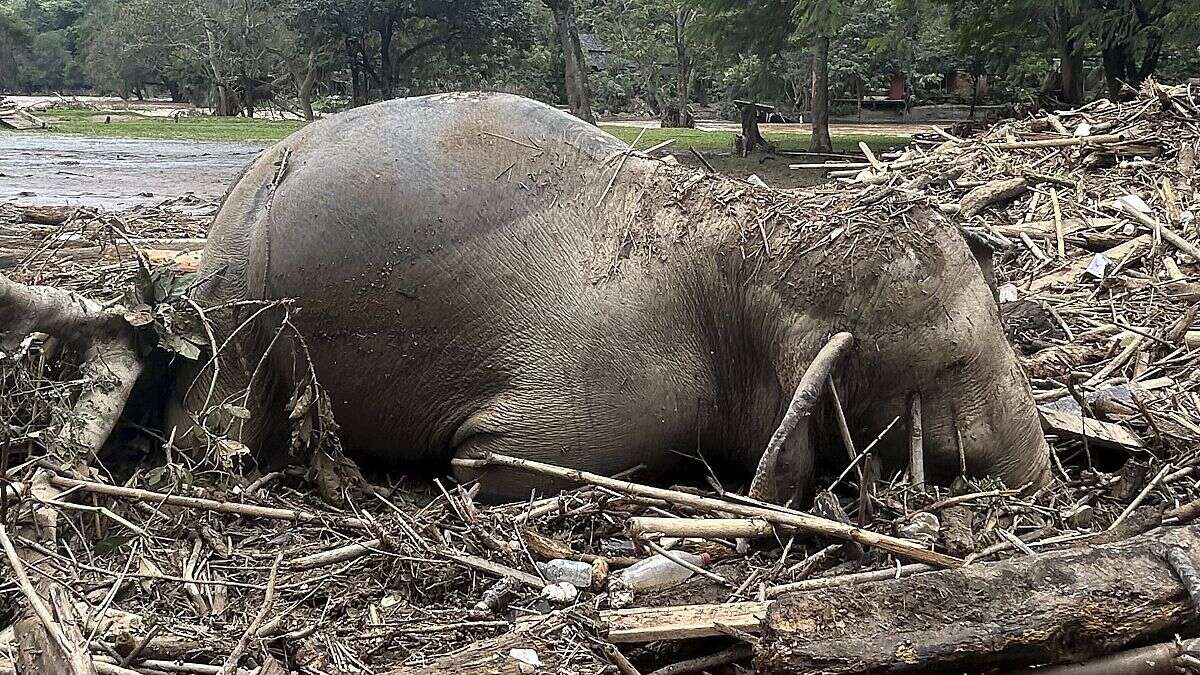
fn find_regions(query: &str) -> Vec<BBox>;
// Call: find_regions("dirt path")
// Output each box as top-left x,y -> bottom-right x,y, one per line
0,133 -> 263,208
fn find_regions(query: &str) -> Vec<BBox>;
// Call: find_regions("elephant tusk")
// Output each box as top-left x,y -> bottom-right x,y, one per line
748,332 -> 855,503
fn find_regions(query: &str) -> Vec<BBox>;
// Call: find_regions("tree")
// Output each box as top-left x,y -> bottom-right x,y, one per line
590,0 -> 707,127
694,0 -> 840,152
1078,0 -> 1170,100
543,0 -> 595,123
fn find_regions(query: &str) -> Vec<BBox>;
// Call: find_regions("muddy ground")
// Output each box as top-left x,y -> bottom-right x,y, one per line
0,131 -> 825,208
0,133 -> 264,208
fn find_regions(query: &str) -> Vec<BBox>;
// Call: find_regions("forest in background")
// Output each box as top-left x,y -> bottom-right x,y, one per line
2,0 -> 1200,135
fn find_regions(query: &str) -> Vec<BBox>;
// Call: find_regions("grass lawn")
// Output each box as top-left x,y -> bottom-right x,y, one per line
600,125 -> 911,155
21,107 -> 911,154
32,108 -> 303,142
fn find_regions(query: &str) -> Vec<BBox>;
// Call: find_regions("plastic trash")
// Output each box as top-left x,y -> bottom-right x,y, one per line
540,581 -> 578,604
536,558 -> 593,588
612,551 -> 711,594
899,512 -> 940,545
1085,253 -> 1112,279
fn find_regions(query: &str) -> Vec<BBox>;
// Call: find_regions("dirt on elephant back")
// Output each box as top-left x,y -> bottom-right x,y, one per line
3,80 -> 1200,675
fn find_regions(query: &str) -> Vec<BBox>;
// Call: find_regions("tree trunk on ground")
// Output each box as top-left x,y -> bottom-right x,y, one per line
809,33 -> 832,153
755,523 -> 1200,674
544,0 -> 596,125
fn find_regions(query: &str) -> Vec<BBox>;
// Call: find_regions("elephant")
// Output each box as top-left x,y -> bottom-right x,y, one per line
165,92 -> 1051,503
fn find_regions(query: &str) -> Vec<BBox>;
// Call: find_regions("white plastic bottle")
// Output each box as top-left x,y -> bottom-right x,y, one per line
613,552 -> 711,593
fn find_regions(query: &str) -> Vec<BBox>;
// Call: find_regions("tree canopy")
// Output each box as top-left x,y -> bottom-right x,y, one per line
2,0 -> 1199,123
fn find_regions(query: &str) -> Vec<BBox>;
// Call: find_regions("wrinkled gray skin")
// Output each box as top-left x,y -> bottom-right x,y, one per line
167,92 -> 1050,503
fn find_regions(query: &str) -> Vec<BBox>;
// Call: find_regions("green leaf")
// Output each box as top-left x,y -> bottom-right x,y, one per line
95,534 -> 136,555
161,332 -> 201,360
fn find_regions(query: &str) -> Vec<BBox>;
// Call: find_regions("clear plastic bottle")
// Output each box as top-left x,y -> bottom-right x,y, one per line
613,551 -> 711,593
536,559 -> 594,588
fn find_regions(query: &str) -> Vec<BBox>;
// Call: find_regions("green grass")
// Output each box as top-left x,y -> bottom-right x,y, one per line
17,107 -> 912,153
30,108 -> 303,142
600,124 -> 911,154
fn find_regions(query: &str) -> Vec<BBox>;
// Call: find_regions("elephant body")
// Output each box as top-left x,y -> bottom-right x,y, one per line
169,92 -> 1050,501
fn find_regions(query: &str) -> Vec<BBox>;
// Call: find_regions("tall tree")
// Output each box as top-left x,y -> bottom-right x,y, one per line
694,0 -> 840,152
1079,0 -> 1170,99
543,0 -> 595,123
591,0 -> 707,127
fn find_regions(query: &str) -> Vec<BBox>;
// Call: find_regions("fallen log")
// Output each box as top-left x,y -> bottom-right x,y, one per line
755,523 -> 1200,674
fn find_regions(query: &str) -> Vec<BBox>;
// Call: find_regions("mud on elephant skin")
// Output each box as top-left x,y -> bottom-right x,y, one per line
166,91 -> 1051,503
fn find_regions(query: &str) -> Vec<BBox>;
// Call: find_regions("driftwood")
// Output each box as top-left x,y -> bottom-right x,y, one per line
755,523 -> 1200,674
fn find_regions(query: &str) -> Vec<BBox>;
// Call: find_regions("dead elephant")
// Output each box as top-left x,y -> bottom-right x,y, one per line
14,92 -> 1053,503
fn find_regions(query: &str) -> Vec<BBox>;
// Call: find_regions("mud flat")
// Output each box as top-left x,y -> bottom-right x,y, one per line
0,133 -> 262,208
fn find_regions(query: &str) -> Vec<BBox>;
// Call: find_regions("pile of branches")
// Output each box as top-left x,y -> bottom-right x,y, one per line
2,80 -> 1200,675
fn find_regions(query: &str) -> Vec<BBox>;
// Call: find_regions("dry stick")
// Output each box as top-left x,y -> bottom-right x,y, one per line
627,517 -> 773,540
828,380 -> 860,479
603,644 -> 643,675
908,392 -> 925,489
458,453 -> 962,568
290,538 -> 385,571
765,562 -> 929,598
1119,201 -> 1200,262
1051,187 -> 1066,257
748,332 -> 854,501
119,624 -> 162,668
219,553 -> 281,675
1108,462 -> 1173,532
0,523 -> 81,667
689,148 -> 715,173
1083,334 -> 1146,387
44,475 -> 370,529
857,141 -> 884,171
990,133 -> 1126,149
597,127 -> 647,208
646,644 -> 753,675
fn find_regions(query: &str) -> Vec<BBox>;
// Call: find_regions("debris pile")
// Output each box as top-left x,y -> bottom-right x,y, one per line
0,98 -> 48,131
2,81 -> 1200,675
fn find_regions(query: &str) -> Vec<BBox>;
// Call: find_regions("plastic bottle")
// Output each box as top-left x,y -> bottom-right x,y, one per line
613,551 -> 711,593
536,559 -> 594,588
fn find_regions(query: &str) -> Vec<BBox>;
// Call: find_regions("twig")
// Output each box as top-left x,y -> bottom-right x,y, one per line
1108,463 -> 1172,532
219,552 -> 281,675
644,540 -> 731,587
646,644 -> 752,675
456,452 -> 963,568
44,475 -> 370,529
603,644 -> 643,675
597,128 -> 646,208
0,522 -> 92,674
